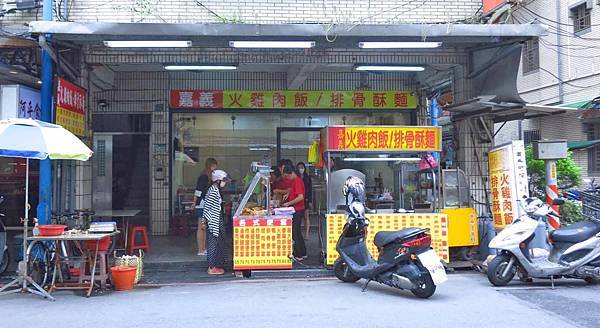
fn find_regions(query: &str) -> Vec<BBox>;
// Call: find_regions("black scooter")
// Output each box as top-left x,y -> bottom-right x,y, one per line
333,206 -> 447,298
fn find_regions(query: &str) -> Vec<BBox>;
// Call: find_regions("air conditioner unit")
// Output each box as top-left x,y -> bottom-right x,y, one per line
2,0 -> 40,11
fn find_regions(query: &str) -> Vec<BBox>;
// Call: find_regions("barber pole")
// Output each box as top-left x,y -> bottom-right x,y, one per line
545,160 -> 560,229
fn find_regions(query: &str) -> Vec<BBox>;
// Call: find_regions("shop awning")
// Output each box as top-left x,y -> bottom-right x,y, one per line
561,97 -> 600,109
446,98 -> 569,123
567,139 -> 600,150
28,22 -> 547,46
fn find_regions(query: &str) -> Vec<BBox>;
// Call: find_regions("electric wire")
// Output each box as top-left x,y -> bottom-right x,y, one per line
520,6 -> 600,28
538,39 -> 600,59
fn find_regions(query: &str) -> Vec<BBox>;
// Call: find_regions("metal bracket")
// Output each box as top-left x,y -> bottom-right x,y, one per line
39,35 -> 79,81
361,279 -> 371,292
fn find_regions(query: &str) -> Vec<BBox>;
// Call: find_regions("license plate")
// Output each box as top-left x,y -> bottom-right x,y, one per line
417,250 -> 448,285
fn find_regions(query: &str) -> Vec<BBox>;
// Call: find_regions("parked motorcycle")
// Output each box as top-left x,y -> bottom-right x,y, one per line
487,197 -> 600,286
333,177 -> 447,298
0,196 -> 10,274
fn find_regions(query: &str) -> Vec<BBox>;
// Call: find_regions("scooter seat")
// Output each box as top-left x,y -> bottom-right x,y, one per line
374,228 -> 424,247
550,220 -> 600,243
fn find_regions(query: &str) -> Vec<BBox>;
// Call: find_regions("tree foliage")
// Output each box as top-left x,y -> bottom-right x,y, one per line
525,145 -> 582,192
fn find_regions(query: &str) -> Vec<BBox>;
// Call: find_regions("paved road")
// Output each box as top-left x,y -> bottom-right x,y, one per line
1,273 -> 598,328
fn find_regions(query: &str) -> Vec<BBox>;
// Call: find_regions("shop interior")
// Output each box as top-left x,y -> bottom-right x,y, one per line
164,111 -> 417,266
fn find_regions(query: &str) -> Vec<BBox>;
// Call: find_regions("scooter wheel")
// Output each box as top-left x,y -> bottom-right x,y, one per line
487,254 -> 517,286
411,274 -> 436,299
333,258 -> 360,283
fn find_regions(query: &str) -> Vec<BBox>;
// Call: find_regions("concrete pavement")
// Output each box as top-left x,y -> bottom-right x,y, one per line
1,272 -> 598,328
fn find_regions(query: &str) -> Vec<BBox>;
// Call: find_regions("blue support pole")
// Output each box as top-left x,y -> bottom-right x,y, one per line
430,96 -> 440,162
37,0 -> 54,224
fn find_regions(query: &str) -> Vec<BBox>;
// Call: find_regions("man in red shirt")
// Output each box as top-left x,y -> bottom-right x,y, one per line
273,159 -> 293,198
281,164 -> 307,260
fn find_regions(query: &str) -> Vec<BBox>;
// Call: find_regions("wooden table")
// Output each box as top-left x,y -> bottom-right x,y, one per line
94,210 -> 141,251
27,231 -> 119,297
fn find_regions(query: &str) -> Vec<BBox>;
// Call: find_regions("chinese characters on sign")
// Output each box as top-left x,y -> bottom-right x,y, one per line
488,141 -> 529,229
55,78 -> 86,136
325,126 -> 441,152
233,217 -> 293,270
169,90 -> 417,110
18,86 -> 42,120
169,90 -> 224,109
326,213 -> 450,264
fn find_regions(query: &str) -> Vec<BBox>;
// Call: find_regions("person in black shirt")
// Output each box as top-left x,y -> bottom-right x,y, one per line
193,158 -> 218,256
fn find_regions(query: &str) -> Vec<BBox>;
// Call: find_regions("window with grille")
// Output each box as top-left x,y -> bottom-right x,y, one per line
572,4 -> 591,34
522,38 -> 539,74
523,129 -> 540,145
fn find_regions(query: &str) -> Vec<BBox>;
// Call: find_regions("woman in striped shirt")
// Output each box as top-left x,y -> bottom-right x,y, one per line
202,169 -> 229,275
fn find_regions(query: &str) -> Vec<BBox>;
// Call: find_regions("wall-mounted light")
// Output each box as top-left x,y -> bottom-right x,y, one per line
104,40 -> 192,48
358,41 -> 442,49
164,65 -> 237,71
355,65 -> 425,72
229,41 -> 315,48
343,157 -> 421,162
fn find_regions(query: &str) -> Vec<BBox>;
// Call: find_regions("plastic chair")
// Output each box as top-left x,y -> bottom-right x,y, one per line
128,226 -> 150,254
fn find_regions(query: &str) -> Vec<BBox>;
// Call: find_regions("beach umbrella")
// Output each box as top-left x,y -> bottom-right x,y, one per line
0,118 -> 92,300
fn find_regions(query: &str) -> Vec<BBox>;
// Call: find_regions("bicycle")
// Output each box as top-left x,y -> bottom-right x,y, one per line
26,212 -> 89,288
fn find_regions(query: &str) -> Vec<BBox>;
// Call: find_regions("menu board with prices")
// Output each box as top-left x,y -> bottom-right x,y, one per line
326,213 -> 450,265
233,217 -> 293,270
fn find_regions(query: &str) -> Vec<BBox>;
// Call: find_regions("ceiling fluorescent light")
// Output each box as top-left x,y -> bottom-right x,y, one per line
104,41 -> 192,48
229,41 -> 315,48
164,65 -> 237,71
249,147 -> 271,151
343,157 -> 421,162
355,65 -> 425,72
359,41 -> 442,49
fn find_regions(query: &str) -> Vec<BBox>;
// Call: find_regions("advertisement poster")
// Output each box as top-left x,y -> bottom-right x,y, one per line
170,90 -> 417,110
56,78 -> 86,136
488,141 -> 529,228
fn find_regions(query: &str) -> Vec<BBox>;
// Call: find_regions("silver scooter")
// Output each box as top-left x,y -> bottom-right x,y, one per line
0,196 -> 9,274
487,197 -> 600,286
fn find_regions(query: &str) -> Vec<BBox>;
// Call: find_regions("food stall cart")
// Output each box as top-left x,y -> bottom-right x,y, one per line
416,167 -> 479,261
318,125 -> 476,266
232,163 -> 293,276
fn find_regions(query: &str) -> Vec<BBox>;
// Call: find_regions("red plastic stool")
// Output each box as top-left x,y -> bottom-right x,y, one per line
128,226 -> 150,254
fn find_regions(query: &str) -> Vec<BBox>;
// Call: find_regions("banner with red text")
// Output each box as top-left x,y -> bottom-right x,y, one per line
56,78 -> 86,136
324,126 -> 441,152
170,90 -> 417,110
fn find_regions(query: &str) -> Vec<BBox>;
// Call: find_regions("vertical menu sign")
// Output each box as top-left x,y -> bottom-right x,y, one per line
56,78 -> 86,136
488,140 -> 529,229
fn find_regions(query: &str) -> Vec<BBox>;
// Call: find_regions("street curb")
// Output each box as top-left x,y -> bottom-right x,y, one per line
137,276 -> 337,288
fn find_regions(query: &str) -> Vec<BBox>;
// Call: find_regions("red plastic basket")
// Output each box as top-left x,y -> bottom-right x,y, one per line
38,224 -> 67,236
85,236 -> 112,251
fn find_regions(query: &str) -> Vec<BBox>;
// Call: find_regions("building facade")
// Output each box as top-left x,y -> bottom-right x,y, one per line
494,0 -> 600,179
0,1 -> 544,239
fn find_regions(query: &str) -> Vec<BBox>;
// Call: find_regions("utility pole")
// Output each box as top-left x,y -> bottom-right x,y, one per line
38,0 -> 54,224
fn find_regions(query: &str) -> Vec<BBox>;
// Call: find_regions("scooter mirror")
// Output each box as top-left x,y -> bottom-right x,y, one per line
552,198 -> 565,206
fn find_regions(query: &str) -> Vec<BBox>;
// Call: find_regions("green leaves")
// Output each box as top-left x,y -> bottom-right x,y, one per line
525,145 -> 582,191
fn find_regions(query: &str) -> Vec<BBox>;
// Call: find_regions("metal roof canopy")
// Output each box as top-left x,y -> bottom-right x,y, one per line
28,22 -> 546,47
447,97 -> 568,123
